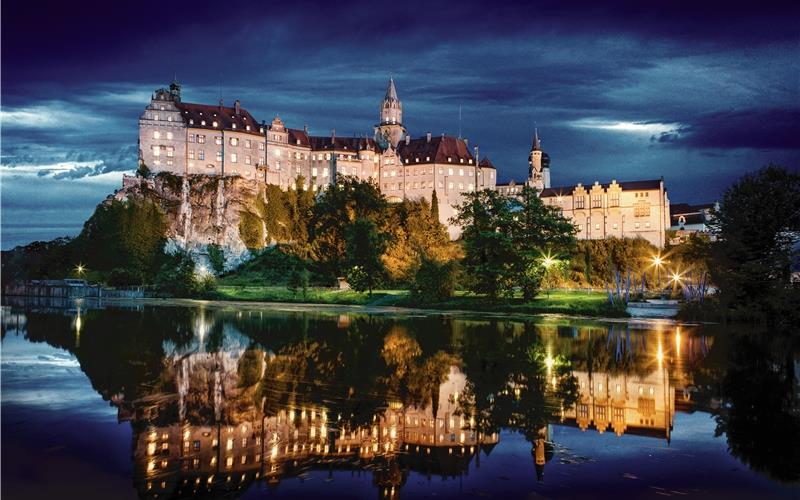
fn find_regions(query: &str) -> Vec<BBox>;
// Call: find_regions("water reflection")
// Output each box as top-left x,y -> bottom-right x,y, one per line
2,297 -> 798,498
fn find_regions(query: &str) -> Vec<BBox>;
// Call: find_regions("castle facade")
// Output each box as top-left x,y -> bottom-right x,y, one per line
139,78 -> 669,247
138,79 -> 496,235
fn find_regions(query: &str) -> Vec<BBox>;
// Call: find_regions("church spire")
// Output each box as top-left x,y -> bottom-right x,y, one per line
532,127 -> 541,151
385,76 -> 399,102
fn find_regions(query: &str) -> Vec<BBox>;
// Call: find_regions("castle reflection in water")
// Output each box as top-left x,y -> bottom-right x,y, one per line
2,301 -> 717,499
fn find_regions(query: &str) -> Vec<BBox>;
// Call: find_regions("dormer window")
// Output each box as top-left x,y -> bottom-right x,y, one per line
201,120 -> 206,126
212,121 -> 218,127
246,125 -> 251,131
189,119 -> 194,125
232,123 -> 237,129
448,157 -> 452,162
460,158 -> 464,163
468,159 -> 473,165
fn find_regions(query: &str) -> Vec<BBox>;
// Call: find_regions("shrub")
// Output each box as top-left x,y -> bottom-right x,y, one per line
410,259 -> 457,302
107,267 -> 142,287
207,244 -> 226,274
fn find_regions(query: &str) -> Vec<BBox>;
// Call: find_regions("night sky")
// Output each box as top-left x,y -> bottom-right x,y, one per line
2,0 -> 798,249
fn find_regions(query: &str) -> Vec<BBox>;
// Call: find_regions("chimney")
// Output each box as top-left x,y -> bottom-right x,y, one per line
331,129 -> 336,144
303,124 -> 308,134
405,135 -> 410,146
464,138 -> 469,147
426,132 -> 431,143
234,99 -> 241,115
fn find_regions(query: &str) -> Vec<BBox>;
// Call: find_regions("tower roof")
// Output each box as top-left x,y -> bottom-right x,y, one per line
384,77 -> 399,102
532,128 -> 541,151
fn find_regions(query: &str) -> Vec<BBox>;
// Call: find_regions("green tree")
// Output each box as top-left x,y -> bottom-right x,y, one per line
708,165 -> 800,323
451,189 -> 518,298
511,186 -> 577,300
74,198 -> 167,282
410,258 -> 457,302
207,243 -> 226,275
310,176 -> 388,280
430,189 -> 440,224
345,217 -> 387,295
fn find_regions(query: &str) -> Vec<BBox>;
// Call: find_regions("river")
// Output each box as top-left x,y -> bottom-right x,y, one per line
1,297 -> 798,499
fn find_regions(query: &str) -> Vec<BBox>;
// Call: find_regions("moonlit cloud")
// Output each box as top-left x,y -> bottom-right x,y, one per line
568,119 -> 683,135
0,102 -> 104,129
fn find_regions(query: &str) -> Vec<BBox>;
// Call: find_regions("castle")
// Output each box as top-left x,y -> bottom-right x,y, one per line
139,78 -> 669,246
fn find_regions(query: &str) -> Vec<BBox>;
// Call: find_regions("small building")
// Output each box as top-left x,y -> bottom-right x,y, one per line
669,202 -> 718,244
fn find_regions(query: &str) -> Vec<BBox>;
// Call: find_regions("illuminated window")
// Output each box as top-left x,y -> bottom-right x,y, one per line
634,200 -> 650,217
610,192 -> 620,207
198,150 -> 205,160
197,135 -> 206,144
166,132 -> 173,140
592,194 -> 602,208
215,136 -> 222,145
245,155 -> 251,165
575,196 -> 585,209
216,151 -> 223,162
230,137 -> 239,146
231,153 -> 238,163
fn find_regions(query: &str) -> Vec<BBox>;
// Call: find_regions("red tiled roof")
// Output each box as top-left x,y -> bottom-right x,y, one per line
287,128 -> 310,147
396,135 -> 474,164
176,102 -> 264,136
479,156 -> 496,169
540,179 -> 662,197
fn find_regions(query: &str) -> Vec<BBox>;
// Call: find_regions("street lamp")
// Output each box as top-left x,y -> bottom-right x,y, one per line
75,263 -> 86,278
650,255 -> 664,289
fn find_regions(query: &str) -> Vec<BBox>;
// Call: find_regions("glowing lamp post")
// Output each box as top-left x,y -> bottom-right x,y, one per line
651,255 -> 664,290
74,263 -> 86,279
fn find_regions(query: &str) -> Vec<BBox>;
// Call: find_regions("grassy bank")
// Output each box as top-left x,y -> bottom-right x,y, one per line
210,286 -> 626,317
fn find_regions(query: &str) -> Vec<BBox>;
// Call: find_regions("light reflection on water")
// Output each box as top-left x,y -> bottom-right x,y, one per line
1,298 -> 798,499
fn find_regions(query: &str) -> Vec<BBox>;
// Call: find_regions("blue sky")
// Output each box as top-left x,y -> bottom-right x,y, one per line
2,0 -> 798,249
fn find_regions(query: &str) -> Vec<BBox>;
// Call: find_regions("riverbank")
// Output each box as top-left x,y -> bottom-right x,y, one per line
208,286 -> 628,317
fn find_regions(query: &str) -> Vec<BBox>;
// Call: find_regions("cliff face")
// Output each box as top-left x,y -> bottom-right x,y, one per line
113,173 -> 262,272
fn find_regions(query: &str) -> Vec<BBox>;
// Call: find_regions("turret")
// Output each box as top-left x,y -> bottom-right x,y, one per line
375,77 -> 406,151
527,128 -> 550,190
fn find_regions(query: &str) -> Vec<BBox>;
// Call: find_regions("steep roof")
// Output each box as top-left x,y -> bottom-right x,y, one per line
176,101 -> 263,136
286,128 -> 310,147
532,128 -> 541,151
479,156 -> 496,169
308,135 -> 376,152
540,179 -> 662,197
384,77 -> 399,102
396,135 -> 474,164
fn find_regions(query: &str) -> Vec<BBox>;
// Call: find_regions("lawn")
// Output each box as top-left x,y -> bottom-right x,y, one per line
210,286 -> 625,317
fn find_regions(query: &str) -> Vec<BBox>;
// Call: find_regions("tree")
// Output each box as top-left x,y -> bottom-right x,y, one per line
511,186 -> 577,300
430,189 -> 440,224
207,244 -> 226,275
451,189 -> 518,298
287,266 -> 310,299
410,258 -> 457,302
74,198 -> 167,282
382,199 -> 452,283
345,217 -> 387,295
708,165 -> 800,323
310,176 -> 388,280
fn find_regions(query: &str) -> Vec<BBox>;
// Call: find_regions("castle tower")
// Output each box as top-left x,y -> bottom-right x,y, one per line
375,77 -> 406,151
527,128 -> 550,191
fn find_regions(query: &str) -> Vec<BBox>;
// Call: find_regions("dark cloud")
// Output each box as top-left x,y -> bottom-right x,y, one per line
668,108 -> 800,150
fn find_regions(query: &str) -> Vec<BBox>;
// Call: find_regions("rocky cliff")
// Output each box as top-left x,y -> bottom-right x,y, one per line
113,173 -> 263,272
